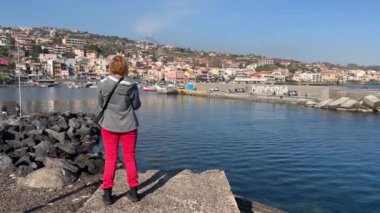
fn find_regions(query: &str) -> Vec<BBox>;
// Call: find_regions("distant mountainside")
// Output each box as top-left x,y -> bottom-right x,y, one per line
141,36 -> 160,44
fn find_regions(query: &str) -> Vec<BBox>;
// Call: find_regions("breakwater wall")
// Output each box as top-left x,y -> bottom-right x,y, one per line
194,83 -> 380,101
0,112 -> 104,188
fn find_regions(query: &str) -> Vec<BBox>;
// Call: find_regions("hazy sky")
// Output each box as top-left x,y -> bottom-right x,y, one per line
1,0 -> 379,65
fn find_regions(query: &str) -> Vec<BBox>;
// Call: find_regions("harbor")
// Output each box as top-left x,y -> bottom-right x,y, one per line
1,87 -> 380,212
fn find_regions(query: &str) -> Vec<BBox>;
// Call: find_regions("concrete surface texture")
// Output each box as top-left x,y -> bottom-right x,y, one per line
78,169 -> 240,213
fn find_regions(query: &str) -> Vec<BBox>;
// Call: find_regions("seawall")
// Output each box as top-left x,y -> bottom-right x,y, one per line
194,83 -> 380,101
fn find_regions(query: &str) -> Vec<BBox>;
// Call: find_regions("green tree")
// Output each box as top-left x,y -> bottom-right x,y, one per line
255,64 -> 279,71
0,46 -> 9,57
31,45 -> 43,59
63,52 -> 76,58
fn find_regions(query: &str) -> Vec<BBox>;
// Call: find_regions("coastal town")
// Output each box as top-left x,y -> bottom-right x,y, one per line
1,26 -> 380,87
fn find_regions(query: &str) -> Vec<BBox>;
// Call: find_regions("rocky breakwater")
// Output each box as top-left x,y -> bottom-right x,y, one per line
305,94 -> 380,113
0,112 -> 104,189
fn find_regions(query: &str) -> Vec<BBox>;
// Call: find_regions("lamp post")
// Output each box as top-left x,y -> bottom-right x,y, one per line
17,42 -> 22,118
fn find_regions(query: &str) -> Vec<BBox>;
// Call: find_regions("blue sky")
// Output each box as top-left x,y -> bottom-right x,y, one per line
1,0 -> 379,65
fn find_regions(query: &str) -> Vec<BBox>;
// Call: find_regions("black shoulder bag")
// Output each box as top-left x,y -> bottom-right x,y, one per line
95,77 -> 124,124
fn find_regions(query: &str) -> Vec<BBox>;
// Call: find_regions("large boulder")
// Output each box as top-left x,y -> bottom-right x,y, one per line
50,124 -> 62,132
19,167 -> 77,189
57,116 -> 69,130
26,129 -> 43,137
305,101 -> 317,107
34,140 -> 58,161
77,126 -> 91,135
362,95 -> 380,109
44,129 -> 66,143
338,99 -> 360,110
68,118 -> 81,129
74,154 -> 104,175
314,99 -> 333,109
15,165 -> 34,177
8,147 -> 29,159
328,97 -> 350,109
0,154 -> 14,172
43,157 -> 79,174
32,119 -> 48,130
15,155 -> 32,167
67,127 -> 75,139
55,140 -> 77,155
1,130 -> 16,141
0,143 -> 12,153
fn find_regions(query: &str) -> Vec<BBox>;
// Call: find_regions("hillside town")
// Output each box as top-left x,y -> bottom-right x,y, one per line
0,26 -> 380,86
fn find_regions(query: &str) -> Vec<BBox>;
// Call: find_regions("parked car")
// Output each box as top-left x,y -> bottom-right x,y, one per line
234,88 -> 246,93
209,87 -> 219,92
284,90 -> 298,96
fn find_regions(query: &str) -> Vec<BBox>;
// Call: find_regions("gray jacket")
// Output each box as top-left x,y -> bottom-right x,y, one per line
97,75 -> 141,133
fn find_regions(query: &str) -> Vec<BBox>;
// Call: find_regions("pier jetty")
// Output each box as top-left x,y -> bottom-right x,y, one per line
79,169 -> 285,213
181,83 -> 380,113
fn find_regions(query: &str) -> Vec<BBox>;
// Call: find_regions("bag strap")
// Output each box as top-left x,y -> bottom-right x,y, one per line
100,77 -> 124,114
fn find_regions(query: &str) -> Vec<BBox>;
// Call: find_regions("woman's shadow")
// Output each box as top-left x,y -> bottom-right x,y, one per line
113,169 -> 183,202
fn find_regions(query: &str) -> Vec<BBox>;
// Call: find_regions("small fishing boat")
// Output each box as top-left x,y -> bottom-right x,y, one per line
143,86 -> 157,92
156,84 -> 178,95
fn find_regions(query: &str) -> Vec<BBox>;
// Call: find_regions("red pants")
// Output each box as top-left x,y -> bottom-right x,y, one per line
101,128 -> 139,189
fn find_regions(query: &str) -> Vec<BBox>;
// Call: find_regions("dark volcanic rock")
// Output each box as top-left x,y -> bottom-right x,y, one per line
74,154 -> 104,175
50,124 -> 62,132
70,137 -> 81,147
68,118 -> 81,129
15,155 -> 32,167
21,137 -> 36,148
22,124 -> 36,132
0,143 -> 12,153
55,141 -> 77,155
7,140 -> 24,149
34,140 -> 58,161
77,126 -> 91,135
32,119 -> 48,129
2,112 -> 102,188
15,165 -> 34,177
67,127 -> 75,139
9,147 -> 29,159
43,157 -> 79,174
45,129 -> 66,143
26,129 -> 43,137
76,143 -> 92,154
57,116 -> 69,130
2,130 -> 16,141
87,157 -> 104,175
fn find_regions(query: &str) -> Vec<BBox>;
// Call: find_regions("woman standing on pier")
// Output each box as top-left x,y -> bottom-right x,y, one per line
97,55 -> 141,205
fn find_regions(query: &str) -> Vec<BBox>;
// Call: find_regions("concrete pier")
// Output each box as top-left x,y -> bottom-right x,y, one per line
78,169 -> 285,213
194,83 -> 380,101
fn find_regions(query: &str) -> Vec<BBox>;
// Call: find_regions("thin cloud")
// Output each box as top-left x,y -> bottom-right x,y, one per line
133,0 -> 200,36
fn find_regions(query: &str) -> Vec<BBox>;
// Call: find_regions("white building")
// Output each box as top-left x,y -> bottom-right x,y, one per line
39,53 -> 58,63
62,37 -> 86,46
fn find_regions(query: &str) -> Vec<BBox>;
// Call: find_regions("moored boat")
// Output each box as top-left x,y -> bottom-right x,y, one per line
156,84 -> 178,95
143,86 -> 157,92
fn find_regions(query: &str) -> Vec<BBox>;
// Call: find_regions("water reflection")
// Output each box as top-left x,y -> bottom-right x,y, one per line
0,87 -> 99,114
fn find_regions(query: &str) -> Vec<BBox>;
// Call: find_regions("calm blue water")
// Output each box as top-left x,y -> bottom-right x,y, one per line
342,83 -> 380,90
1,87 -> 380,213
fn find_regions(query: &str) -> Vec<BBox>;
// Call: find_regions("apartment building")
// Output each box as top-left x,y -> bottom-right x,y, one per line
62,37 -> 86,47
257,58 -> 274,66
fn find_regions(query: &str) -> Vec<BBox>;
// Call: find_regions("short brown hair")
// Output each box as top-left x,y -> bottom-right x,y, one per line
109,56 -> 128,76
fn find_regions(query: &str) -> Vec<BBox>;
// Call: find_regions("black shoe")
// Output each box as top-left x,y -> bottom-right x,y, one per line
126,187 -> 140,202
103,188 -> 113,206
